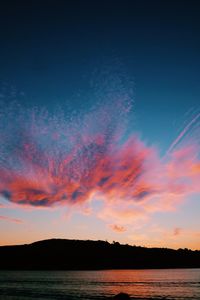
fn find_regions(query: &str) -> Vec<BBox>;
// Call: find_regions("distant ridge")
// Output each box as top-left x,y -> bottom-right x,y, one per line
0,238 -> 200,270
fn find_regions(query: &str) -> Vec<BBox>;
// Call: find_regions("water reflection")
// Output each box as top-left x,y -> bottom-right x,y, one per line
0,269 -> 199,299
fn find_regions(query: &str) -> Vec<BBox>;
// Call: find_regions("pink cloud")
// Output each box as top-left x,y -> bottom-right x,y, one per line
0,100 -> 199,229
110,224 -> 127,233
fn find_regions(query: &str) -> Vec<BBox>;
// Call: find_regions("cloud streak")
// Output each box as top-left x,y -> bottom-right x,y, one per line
0,215 -> 23,224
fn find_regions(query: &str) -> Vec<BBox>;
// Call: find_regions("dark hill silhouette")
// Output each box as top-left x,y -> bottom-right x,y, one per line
0,239 -> 199,270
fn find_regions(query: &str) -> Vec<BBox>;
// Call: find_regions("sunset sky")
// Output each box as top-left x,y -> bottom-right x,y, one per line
0,0 -> 200,250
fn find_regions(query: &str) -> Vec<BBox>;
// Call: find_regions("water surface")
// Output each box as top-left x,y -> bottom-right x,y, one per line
0,269 -> 200,299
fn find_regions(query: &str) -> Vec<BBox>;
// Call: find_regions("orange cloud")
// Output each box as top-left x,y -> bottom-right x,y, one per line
173,227 -> 182,236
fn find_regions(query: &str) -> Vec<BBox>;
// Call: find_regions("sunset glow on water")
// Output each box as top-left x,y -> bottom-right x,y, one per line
0,269 -> 200,299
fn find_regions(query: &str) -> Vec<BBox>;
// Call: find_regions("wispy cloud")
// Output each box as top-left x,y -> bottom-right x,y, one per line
0,215 -> 23,224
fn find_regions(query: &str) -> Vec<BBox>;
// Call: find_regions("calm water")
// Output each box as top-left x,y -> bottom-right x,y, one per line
0,269 -> 200,300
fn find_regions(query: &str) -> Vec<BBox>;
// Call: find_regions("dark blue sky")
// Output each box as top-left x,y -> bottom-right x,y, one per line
0,0 -> 200,150
1,1 -> 200,249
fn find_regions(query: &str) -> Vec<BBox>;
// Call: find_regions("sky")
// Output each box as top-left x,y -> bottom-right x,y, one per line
0,0 -> 200,249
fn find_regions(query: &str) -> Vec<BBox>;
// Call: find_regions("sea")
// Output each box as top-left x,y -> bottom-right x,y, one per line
0,269 -> 199,300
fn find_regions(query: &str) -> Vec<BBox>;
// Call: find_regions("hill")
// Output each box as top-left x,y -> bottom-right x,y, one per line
0,239 -> 200,270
